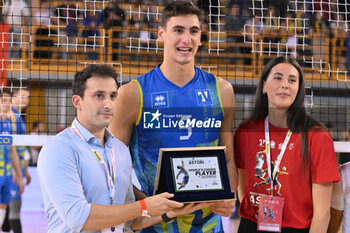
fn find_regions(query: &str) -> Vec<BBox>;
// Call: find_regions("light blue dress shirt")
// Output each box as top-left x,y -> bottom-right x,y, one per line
38,118 -> 135,233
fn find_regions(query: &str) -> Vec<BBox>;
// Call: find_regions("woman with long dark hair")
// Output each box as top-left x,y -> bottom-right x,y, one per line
235,56 -> 340,233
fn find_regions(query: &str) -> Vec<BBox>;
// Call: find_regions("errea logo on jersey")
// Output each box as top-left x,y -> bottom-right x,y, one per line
143,110 -> 162,129
196,90 -> 213,105
151,92 -> 168,108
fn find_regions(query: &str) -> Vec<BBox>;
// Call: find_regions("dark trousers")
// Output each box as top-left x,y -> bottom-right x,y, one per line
238,217 -> 310,233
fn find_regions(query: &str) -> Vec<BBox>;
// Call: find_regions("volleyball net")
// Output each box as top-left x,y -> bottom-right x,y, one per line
0,0 -> 349,152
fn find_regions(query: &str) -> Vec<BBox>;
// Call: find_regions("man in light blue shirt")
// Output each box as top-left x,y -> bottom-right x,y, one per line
37,64 -> 190,233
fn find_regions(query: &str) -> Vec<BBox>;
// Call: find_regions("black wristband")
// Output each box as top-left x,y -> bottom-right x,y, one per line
161,213 -> 175,223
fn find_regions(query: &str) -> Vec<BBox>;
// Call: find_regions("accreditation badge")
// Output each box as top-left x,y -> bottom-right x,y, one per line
257,195 -> 284,232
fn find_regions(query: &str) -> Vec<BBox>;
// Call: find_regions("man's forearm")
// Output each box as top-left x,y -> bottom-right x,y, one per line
10,146 -> 23,180
82,202 -> 143,231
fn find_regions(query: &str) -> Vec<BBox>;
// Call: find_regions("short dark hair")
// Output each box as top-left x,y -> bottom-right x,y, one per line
32,121 -> 40,130
161,1 -> 201,28
12,87 -> 29,96
72,64 -> 119,98
0,87 -> 13,97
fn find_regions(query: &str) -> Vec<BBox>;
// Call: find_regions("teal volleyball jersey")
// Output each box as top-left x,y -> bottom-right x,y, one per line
0,118 -> 13,177
130,65 -> 225,233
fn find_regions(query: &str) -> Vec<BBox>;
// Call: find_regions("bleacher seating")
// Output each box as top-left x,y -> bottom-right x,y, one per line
3,1 -> 347,81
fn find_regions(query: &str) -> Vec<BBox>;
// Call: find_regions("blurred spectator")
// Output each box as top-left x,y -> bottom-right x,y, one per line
2,0 -> 30,58
83,2 -> 103,29
325,122 -> 338,140
26,121 -> 46,166
53,3 -> 79,60
2,0 -> 30,26
245,11 -> 264,36
294,4 -> 312,64
330,14 -> 348,69
313,0 -> 331,23
11,88 -> 29,133
197,0 -> 219,30
103,1 -> 125,60
0,12 -> 9,86
281,12 -> 297,55
197,0 -> 219,26
82,2 -> 103,60
245,11 -> 264,50
54,4 -> 78,37
339,130 -> 350,165
197,9 -> 208,54
139,19 -> 156,47
225,3 -> 244,64
33,0 -> 51,26
310,11 -> 329,35
310,11 -> 330,62
225,3 -> 244,33
228,0 -> 246,16
295,3 -> 310,34
103,1 -> 125,29
4,87 -> 31,233
263,5 -> 278,35
0,88 -> 25,233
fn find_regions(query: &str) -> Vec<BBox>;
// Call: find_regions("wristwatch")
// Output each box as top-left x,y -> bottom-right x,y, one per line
161,213 -> 176,223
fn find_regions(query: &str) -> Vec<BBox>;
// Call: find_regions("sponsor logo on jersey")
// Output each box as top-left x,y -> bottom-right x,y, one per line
196,89 -> 213,105
143,110 -> 162,129
151,91 -> 169,108
0,136 -> 13,145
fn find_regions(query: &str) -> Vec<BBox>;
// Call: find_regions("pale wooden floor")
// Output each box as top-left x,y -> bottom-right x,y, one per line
21,212 -> 240,233
21,212 -> 343,233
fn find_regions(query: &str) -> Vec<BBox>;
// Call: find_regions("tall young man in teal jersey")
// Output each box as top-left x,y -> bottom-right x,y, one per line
0,89 -> 24,230
109,1 -> 238,232
3,88 -> 32,233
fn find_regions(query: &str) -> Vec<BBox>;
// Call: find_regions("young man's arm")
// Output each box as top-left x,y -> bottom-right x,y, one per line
10,146 -> 24,194
82,193 -> 185,231
208,78 -> 237,217
218,78 -> 238,192
237,168 -> 246,202
109,81 -> 140,146
24,161 -> 31,185
109,81 -> 149,201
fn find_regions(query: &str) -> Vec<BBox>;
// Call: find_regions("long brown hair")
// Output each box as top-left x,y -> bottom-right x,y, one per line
246,56 -> 323,169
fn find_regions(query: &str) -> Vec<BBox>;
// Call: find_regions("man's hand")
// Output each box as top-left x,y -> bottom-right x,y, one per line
16,178 -> 25,195
144,192 -> 184,217
25,169 -> 31,185
166,202 -> 210,219
208,199 -> 235,217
